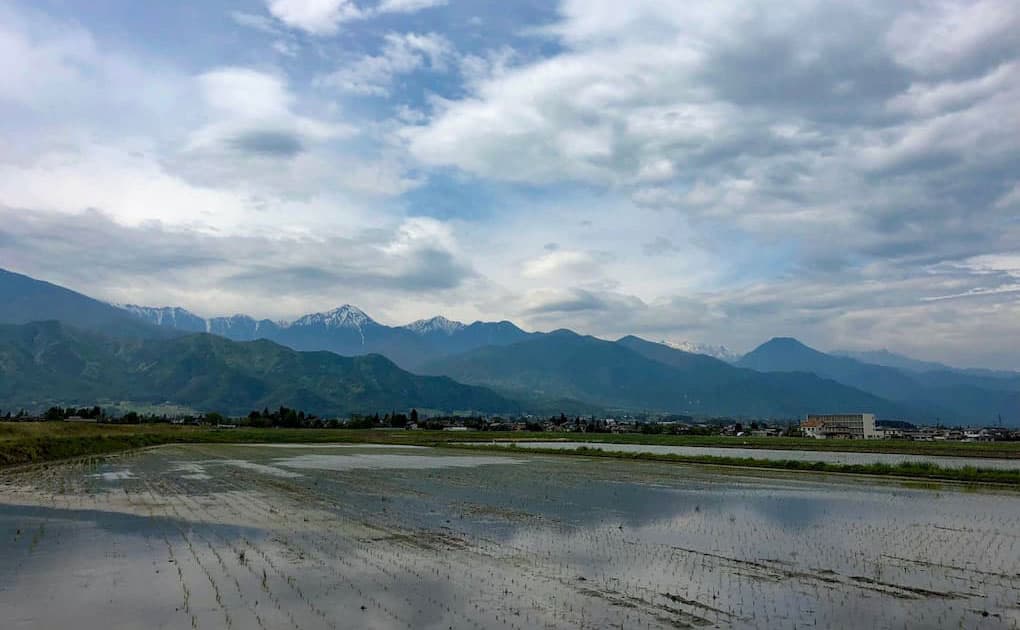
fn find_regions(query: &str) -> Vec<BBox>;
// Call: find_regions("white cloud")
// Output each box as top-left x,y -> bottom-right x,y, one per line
188,67 -> 354,152
522,249 -> 604,279
272,40 -> 299,57
0,5 -> 407,238
0,144 -> 250,230
231,11 -> 283,35
319,32 -> 453,96
266,0 -> 361,35
3,0 -> 1020,369
375,0 -> 447,13
886,0 -> 1020,76
404,0 -> 1020,268
1,208 -> 477,321
458,46 -> 518,88
265,0 -> 448,36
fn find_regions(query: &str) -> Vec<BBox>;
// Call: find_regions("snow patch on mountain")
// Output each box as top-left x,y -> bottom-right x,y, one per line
288,305 -> 373,345
120,303 -> 377,341
662,339 -> 741,362
403,316 -> 466,336
121,305 -> 204,330
290,305 -> 372,330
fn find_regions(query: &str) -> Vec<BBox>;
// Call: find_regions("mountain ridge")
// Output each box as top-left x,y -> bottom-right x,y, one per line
118,302 -> 534,370
421,332 -> 911,420
0,320 -> 518,416
5,268 -> 1016,424
739,337 -> 1020,424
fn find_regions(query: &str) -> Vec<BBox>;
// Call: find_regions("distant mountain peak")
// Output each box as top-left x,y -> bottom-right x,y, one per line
661,339 -> 740,362
403,315 -> 466,336
291,305 -> 373,329
764,336 -> 805,346
122,304 -> 196,322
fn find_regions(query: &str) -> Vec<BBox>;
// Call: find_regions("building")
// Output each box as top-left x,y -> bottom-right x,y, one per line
802,413 -> 878,439
875,425 -> 904,440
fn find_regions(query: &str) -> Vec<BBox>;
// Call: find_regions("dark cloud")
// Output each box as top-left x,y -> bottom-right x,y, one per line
228,129 -> 305,157
0,208 -> 226,282
701,5 -> 911,123
0,208 -> 475,313
523,289 -> 610,314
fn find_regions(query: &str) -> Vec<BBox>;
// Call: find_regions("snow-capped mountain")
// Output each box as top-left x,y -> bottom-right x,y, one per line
403,316 -> 466,336
291,305 -> 373,330
119,302 -> 532,370
662,339 -> 741,362
122,306 -> 280,340
121,305 -> 207,332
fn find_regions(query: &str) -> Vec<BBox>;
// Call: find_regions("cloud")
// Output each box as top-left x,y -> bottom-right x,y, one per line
521,288 -> 614,315
230,11 -> 283,35
642,237 -> 683,256
403,0 -> 1020,273
521,249 -> 605,279
228,129 -> 305,157
375,0 -> 447,13
886,0 -> 1020,77
265,0 -> 361,35
0,208 -> 476,318
265,0 -> 448,36
318,32 -> 454,96
3,0 -> 1019,369
177,68 -> 361,194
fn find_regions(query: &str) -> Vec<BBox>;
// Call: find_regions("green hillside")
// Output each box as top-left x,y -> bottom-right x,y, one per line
0,321 -> 517,416
421,331 -> 909,419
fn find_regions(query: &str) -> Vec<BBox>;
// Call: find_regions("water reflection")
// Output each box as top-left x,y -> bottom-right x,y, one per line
481,440 -> 1020,469
0,444 -> 1017,629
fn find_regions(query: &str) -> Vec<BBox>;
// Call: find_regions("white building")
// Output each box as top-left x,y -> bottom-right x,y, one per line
802,413 -> 878,439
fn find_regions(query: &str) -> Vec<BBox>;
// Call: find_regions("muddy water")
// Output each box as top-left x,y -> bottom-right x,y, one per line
1,444 -> 1019,629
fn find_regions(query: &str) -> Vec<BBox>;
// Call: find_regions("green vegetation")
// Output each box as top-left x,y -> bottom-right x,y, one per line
419,330 -> 909,418
0,321 -> 515,416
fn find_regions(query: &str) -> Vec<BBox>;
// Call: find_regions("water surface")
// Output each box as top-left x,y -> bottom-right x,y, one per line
1,443 -> 1018,629
477,440 -> 1020,469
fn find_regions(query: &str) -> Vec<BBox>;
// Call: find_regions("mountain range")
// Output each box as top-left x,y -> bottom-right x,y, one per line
0,320 -> 516,416
739,338 -> 1020,425
121,304 -> 533,371
0,268 -> 177,340
2,267 -> 1017,425
660,339 -> 741,362
419,331 -> 908,419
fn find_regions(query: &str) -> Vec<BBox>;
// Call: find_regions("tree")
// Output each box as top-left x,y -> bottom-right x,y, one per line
410,408 -> 419,424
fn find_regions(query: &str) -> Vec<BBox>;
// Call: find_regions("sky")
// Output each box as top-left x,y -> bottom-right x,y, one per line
1,0 -> 1018,369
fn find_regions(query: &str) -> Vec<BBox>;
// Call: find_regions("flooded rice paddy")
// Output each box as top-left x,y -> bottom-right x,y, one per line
1,443 -> 1019,629
479,441 -> 1020,470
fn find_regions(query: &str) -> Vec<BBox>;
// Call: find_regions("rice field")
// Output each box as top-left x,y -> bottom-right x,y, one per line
476,440 -> 1020,469
1,443 -> 1019,629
